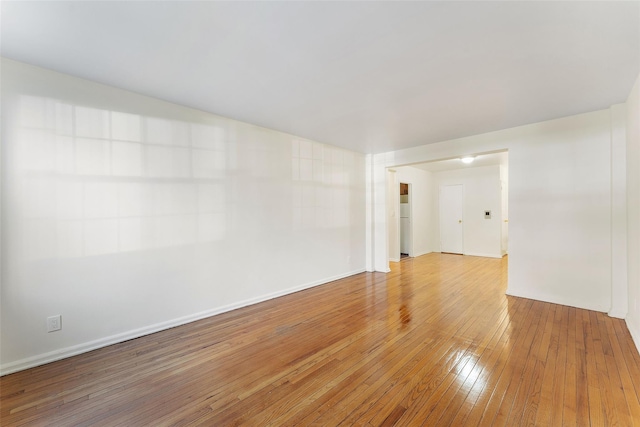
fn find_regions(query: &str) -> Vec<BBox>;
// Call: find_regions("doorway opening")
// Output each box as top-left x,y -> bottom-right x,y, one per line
400,182 -> 412,259
386,151 -> 508,265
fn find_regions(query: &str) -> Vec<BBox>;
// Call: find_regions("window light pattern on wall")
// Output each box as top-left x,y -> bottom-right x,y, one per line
12,95 -> 364,261
14,96 -> 229,259
291,139 -> 353,230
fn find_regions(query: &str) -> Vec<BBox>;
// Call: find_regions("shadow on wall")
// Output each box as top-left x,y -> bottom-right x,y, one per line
12,95 -> 354,262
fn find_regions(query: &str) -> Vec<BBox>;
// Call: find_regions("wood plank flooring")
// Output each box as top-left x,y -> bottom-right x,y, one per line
2,253 -> 640,426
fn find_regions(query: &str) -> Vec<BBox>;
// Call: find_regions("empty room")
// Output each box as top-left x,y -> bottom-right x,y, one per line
1,1 -> 640,426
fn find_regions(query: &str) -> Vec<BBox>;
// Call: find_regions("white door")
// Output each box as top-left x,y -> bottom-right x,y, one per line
440,184 -> 463,254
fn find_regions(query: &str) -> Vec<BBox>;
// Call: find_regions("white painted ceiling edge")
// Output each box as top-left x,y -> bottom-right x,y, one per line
1,1 -> 638,154
412,151 -> 507,173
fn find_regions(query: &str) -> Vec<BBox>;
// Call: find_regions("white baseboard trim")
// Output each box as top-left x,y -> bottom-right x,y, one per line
412,251 -> 432,258
0,268 -> 366,376
464,252 -> 503,259
505,288 -> 609,313
608,309 -> 628,319
626,317 -> 640,356
390,252 -> 431,262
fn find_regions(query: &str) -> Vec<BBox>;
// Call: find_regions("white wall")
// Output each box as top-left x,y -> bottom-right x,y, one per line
371,109 -> 614,313
387,170 -> 400,261
500,163 -> 509,255
627,73 -> 640,351
432,166 -> 502,258
0,59 -> 366,374
389,166 -> 434,260
372,155 -> 390,272
610,103 -> 628,319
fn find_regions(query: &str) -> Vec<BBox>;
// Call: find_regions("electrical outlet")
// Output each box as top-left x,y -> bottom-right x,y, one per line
47,315 -> 62,333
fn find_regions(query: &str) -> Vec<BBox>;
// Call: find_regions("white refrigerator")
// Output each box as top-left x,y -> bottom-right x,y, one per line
400,203 -> 410,254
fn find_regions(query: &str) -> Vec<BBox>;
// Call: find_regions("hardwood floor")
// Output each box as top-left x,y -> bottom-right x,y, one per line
2,253 -> 640,426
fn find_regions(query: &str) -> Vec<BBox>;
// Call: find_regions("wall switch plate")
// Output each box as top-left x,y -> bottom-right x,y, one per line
47,315 -> 62,332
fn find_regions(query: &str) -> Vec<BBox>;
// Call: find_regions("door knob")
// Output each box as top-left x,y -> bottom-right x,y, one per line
458,220 -> 462,223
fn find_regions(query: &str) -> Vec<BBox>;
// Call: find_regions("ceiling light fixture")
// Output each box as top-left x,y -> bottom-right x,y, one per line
460,156 -> 475,164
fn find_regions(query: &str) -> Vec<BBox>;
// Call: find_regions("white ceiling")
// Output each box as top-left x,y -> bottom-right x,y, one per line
1,1 -> 638,154
412,151 -> 508,173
